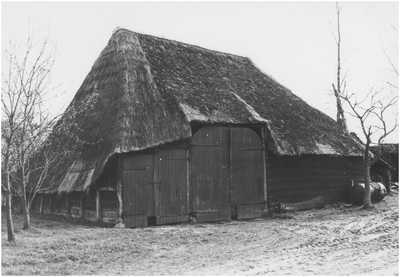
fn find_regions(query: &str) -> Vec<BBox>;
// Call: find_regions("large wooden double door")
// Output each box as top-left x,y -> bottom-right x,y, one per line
191,126 -> 266,222
123,126 -> 266,228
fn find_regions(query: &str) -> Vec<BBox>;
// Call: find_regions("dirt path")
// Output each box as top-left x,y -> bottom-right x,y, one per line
2,193 -> 399,275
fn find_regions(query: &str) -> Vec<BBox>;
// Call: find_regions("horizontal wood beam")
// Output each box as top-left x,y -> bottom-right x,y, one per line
94,187 -> 116,192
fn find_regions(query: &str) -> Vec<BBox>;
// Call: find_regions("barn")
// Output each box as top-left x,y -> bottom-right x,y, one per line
30,28 -> 364,227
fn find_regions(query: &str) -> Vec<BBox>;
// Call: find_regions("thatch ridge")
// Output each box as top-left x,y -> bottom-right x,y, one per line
114,28 -> 250,63
38,27 -> 362,193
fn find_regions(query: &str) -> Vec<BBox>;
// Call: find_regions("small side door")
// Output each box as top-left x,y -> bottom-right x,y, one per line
123,154 -> 154,228
154,148 -> 189,224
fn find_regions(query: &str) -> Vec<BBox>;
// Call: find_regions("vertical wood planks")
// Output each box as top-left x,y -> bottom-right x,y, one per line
121,125 -> 267,227
267,155 -> 364,203
261,127 -> 268,211
231,127 -> 265,219
154,148 -> 189,224
191,126 -> 231,222
122,154 -> 153,227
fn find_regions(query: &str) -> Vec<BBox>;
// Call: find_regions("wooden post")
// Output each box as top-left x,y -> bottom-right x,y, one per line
385,168 -> 392,195
96,190 -> 101,221
186,149 -> 190,214
261,126 -> 268,213
65,193 -> 72,218
49,194 -> 54,215
153,152 -> 158,220
117,157 -> 124,223
39,194 -> 44,214
229,126 -> 233,209
80,193 -> 85,219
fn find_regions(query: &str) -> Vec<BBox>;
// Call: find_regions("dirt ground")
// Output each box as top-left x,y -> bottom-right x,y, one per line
2,192 -> 399,276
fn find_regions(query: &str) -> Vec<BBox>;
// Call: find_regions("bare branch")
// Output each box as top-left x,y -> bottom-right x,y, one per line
2,28 -> 60,230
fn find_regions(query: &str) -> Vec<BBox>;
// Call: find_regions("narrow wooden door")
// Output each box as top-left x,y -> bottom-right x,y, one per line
191,126 -> 231,222
154,148 -> 189,224
231,127 -> 265,219
123,154 -> 154,228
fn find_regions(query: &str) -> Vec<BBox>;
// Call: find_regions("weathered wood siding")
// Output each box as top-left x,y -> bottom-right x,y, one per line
84,190 -> 97,220
122,146 -> 190,228
52,194 -> 67,215
100,191 -> 118,222
121,125 -> 266,226
190,126 -> 266,222
123,154 -> 153,227
70,191 -> 82,217
191,126 -> 231,222
267,154 -> 363,203
154,148 -> 188,225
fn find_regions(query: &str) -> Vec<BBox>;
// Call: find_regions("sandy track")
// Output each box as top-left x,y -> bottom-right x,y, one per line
2,193 -> 398,275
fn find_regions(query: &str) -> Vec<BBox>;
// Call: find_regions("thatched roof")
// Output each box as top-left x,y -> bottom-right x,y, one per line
41,28 -> 362,193
371,143 -> 399,170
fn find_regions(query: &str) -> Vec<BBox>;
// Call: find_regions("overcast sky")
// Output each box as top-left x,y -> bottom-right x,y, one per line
2,1 -> 399,143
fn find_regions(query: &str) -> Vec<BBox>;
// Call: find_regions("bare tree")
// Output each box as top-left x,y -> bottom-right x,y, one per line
331,2 -> 348,132
1,120 -> 16,244
2,30 -> 58,233
330,3 -> 398,208
341,88 -> 398,208
382,23 -> 399,90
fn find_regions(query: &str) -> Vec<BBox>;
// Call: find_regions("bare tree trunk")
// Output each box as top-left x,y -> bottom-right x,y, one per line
20,169 -> 31,230
5,191 -> 16,244
22,199 -> 31,230
4,157 -> 16,244
363,157 -> 372,209
332,2 -> 348,132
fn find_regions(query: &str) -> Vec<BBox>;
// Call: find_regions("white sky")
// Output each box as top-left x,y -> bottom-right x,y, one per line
1,1 -> 399,143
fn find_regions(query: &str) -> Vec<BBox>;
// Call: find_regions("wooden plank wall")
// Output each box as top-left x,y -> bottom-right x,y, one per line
267,153 -> 363,204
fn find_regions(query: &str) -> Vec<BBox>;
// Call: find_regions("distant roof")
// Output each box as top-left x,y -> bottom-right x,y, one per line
40,28 -> 362,193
